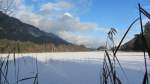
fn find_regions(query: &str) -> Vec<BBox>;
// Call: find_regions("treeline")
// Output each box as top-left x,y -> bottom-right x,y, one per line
0,39 -> 90,53
121,22 -> 150,51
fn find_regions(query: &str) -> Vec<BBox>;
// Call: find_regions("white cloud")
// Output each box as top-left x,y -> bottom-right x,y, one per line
49,13 -> 98,33
64,12 -> 73,17
58,31 -> 103,48
15,0 -> 22,5
58,0 -> 92,15
39,1 -> 73,16
11,0 -> 107,48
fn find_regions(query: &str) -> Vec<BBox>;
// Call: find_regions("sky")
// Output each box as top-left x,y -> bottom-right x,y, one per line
9,0 -> 150,48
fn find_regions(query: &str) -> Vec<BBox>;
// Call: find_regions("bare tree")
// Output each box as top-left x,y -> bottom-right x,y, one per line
0,0 -> 16,15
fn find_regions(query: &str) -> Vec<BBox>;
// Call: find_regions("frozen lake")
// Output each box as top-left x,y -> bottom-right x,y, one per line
0,51 -> 149,84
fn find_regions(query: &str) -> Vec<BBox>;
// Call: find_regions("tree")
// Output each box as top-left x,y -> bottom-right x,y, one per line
0,0 -> 16,15
144,22 -> 150,49
144,22 -> 150,34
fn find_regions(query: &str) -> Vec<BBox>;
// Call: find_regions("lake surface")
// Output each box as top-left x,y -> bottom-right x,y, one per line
0,51 -> 149,84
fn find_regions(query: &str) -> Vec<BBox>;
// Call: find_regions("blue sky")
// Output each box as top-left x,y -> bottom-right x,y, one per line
14,0 -> 150,48
81,0 -> 150,39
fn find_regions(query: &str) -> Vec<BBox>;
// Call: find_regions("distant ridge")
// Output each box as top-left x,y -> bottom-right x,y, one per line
0,11 -> 69,45
0,12 -> 89,52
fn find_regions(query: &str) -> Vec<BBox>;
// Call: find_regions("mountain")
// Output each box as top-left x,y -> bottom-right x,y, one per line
0,11 -> 89,52
0,11 -> 69,45
120,22 -> 150,51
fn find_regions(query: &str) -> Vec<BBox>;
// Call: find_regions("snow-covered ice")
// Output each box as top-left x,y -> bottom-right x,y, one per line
0,51 -> 149,84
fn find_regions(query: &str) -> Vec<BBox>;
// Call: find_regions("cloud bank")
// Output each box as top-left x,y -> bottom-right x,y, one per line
11,0 -> 108,48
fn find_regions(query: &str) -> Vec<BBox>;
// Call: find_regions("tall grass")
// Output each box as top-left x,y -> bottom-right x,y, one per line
138,4 -> 150,84
0,41 -> 40,84
100,4 -> 150,84
100,27 -> 125,84
0,3 -> 150,84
